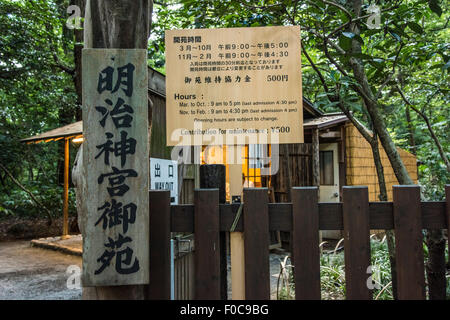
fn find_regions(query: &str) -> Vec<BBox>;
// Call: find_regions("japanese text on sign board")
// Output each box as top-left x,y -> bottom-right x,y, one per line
82,49 -> 148,286
94,63 -> 140,276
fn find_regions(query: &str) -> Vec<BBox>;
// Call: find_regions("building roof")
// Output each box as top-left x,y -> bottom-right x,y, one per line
21,121 -> 82,144
304,113 -> 348,129
302,97 -> 323,118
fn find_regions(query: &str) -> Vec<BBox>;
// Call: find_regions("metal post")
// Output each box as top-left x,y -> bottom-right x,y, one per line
199,164 -> 227,299
170,239 -> 175,300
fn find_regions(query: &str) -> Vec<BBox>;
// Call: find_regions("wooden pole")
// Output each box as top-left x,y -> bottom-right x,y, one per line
282,144 -> 292,202
229,145 -> 245,300
243,188 -> 270,299
342,187 -> 371,300
194,189 -> 221,299
312,128 -> 320,187
199,164 -> 227,299
311,128 -> 322,248
62,137 -> 70,239
393,185 -> 425,299
292,187 -> 321,300
147,190 -> 171,299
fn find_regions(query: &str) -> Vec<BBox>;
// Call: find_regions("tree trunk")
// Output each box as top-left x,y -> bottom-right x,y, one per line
369,134 -> 398,299
84,0 -> 152,50
75,0 -> 152,300
347,0 -> 417,300
348,0 -> 413,186
425,229 -> 447,299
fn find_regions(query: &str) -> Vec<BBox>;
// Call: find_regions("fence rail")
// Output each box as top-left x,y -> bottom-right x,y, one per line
148,185 -> 450,300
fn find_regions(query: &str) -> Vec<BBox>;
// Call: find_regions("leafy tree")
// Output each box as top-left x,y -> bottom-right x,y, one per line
0,0 -> 79,219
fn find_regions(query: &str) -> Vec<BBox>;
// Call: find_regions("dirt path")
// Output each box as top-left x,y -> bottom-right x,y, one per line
0,240 -> 289,300
0,241 -> 81,300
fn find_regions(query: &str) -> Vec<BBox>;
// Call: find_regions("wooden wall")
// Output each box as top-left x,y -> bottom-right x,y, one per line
345,124 -> 418,201
149,93 -> 172,159
271,143 -> 312,202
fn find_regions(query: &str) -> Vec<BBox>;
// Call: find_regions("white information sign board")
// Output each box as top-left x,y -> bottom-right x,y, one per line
150,158 -> 178,204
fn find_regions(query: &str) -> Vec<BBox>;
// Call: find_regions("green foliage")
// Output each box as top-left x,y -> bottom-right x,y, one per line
320,249 -> 347,299
0,184 -> 76,219
0,0 -> 78,220
319,238 -> 394,300
370,237 -> 394,300
278,238 -> 395,300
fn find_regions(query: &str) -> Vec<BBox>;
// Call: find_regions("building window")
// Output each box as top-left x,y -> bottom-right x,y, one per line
320,151 -> 334,185
244,144 -> 271,188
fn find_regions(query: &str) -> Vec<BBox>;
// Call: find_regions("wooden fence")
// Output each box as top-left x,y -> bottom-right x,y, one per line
173,234 -> 195,300
147,185 -> 450,300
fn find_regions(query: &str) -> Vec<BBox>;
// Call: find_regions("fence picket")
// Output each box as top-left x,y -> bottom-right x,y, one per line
244,188 -> 270,300
147,190 -> 171,299
292,187 -> 321,300
342,186 -> 372,300
194,189 -> 221,299
393,185 -> 426,300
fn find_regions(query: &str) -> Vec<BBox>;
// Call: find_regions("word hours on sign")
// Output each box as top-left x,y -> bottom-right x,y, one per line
82,49 -> 149,286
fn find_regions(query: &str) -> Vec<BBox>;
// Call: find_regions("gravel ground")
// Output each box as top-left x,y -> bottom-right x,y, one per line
0,240 -> 288,300
226,252 -> 289,299
0,241 -> 82,300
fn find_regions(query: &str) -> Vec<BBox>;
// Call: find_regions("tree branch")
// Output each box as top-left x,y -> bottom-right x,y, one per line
52,53 -> 75,75
236,0 -> 283,11
0,67 -> 29,79
396,86 -> 450,172
322,0 -> 352,22
303,41 -> 374,143
44,22 -> 75,76
327,5 -> 399,39
375,42 -> 404,100
302,41 -> 329,93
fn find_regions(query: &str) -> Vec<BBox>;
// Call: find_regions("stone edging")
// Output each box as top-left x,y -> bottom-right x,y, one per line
30,236 -> 82,257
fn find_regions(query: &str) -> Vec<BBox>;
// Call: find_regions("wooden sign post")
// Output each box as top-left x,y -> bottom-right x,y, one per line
82,49 -> 149,287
